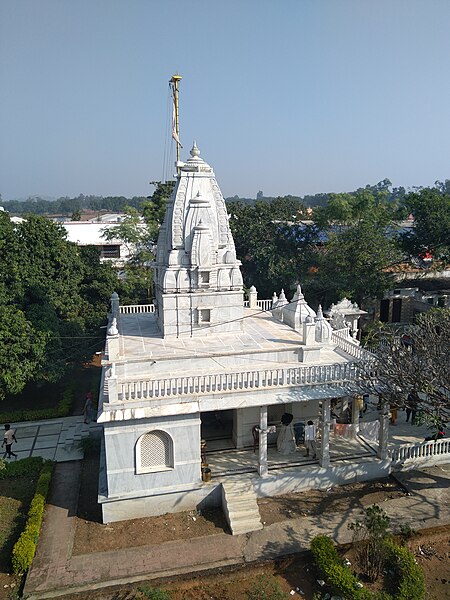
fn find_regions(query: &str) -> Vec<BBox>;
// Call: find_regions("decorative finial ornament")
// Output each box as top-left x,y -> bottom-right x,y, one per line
191,142 -> 200,157
108,317 -> 118,336
316,305 -> 324,319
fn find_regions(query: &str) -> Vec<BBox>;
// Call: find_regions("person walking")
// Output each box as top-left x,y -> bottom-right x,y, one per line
2,424 -> 18,459
304,420 -> 317,459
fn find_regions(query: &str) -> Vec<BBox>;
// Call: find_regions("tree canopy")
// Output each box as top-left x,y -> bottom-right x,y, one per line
360,308 -> 450,426
0,212 -> 117,400
399,186 -> 450,263
101,181 -> 176,303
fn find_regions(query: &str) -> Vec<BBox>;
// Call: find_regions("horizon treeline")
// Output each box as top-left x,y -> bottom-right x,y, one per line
1,178 -> 449,217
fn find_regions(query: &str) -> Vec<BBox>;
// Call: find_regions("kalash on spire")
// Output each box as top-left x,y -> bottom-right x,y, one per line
153,143 -> 244,338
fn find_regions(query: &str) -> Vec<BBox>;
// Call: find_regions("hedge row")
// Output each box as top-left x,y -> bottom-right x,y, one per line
0,386 -> 74,424
11,461 -> 54,574
311,534 -> 425,600
0,456 -> 43,480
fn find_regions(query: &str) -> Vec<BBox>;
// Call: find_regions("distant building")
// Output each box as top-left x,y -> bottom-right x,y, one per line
374,278 -> 450,324
61,221 -> 128,263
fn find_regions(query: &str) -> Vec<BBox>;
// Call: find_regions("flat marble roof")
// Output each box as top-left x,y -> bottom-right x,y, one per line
115,309 -> 350,371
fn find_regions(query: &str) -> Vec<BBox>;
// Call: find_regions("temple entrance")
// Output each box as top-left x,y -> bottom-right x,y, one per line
201,410 -> 235,451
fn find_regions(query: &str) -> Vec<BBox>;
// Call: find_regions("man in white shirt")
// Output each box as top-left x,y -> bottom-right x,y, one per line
2,424 -> 18,459
304,420 -> 317,459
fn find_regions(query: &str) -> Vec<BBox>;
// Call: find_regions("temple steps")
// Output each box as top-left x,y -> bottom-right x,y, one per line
221,481 -> 263,536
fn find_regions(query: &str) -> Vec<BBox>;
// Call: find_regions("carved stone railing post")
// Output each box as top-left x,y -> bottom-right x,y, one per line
249,285 -> 258,309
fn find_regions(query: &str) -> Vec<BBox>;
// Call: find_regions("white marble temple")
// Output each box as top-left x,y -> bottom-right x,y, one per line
98,146 -> 373,522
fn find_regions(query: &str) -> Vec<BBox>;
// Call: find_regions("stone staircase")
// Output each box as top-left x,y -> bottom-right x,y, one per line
221,480 -> 263,536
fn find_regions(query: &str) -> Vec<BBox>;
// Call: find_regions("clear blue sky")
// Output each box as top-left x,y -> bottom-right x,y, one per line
1,0 -> 449,200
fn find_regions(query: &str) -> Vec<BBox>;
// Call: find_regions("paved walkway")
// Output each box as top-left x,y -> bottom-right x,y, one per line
4,417 -> 101,462
24,461 -> 450,599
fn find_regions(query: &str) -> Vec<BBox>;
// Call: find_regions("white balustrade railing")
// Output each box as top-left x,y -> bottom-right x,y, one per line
243,299 -> 272,310
332,330 -> 366,359
119,304 -> 155,314
117,361 -> 358,401
120,301 -> 272,314
390,439 -> 450,463
256,299 -> 273,311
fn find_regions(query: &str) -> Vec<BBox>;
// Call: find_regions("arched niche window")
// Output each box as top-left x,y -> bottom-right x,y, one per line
136,430 -> 174,474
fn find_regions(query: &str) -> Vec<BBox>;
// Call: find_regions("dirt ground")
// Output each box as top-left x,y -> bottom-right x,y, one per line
257,478 -> 406,526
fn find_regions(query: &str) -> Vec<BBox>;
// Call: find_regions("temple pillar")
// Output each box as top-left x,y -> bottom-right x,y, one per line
378,402 -> 390,459
319,399 -> 331,468
258,406 -> 268,477
351,396 -> 360,438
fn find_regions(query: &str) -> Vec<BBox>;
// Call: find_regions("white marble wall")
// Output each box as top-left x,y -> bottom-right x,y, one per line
102,413 -> 201,498
157,290 -> 244,337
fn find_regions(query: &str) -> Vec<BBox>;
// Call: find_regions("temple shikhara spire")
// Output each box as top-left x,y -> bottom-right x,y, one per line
154,143 -> 243,337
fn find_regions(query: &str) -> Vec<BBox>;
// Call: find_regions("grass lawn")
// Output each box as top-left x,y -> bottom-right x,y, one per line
0,475 -> 38,597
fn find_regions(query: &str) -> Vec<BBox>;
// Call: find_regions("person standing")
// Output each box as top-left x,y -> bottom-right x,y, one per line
304,420 -> 317,459
406,392 -> 418,425
83,392 -> 93,424
277,413 -> 296,455
2,424 -> 18,459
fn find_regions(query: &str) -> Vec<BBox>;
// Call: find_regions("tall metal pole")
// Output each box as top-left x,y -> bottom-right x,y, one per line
170,74 -> 182,171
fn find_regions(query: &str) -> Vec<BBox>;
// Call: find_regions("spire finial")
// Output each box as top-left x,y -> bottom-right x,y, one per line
191,142 -> 200,157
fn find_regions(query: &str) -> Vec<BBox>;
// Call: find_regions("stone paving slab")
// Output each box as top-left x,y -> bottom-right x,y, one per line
34,435 -> 61,449
32,448 -> 57,460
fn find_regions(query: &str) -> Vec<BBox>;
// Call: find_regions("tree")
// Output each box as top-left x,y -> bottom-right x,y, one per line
360,308 -> 450,425
400,186 -> 450,263
144,181 -> 176,240
227,197 -> 309,297
306,186 -> 401,306
0,304 -> 47,399
102,182 -> 176,303
304,218 -> 400,307
0,212 -> 116,400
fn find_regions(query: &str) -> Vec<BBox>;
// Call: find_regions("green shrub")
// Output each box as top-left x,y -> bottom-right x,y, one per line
11,533 -> 36,574
0,456 -> 43,480
310,534 -> 426,600
310,535 -> 339,568
247,575 -> 285,600
383,539 -> 425,600
11,461 -> 54,574
0,385 -> 74,424
137,585 -> 172,600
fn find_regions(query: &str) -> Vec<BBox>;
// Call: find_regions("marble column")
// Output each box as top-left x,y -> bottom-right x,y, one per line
378,403 -> 390,459
351,396 -> 360,438
319,399 -> 331,468
258,406 -> 268,477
